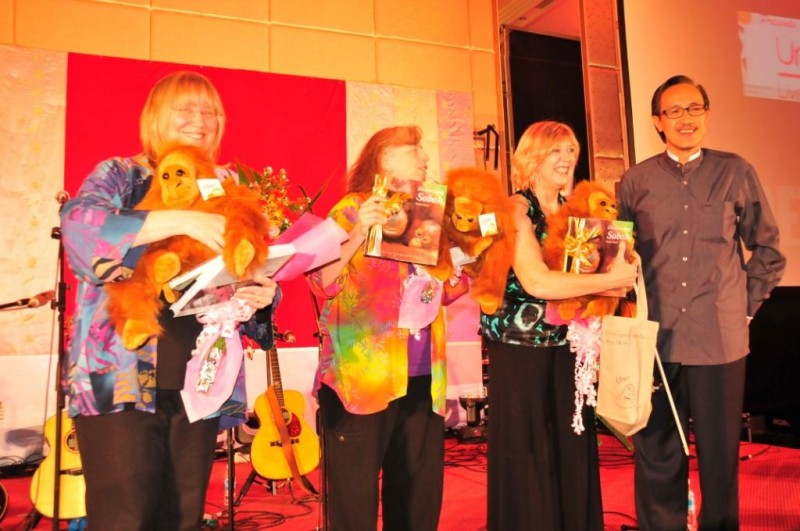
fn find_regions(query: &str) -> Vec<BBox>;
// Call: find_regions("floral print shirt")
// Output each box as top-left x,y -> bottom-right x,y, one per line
61,156 -> 248,426
307,192 -> 464,416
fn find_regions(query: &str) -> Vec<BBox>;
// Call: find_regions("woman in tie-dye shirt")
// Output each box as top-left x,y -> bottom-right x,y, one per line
307,126 -> 467,531
61,71 -> 277,530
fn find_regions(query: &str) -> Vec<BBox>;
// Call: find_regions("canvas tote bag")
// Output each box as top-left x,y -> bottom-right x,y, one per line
596,274 -> 657,437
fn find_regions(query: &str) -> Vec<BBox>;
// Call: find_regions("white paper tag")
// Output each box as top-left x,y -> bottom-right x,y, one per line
197,178 -> 226,200
479,212 -> 498,237
449,246 -> 476,267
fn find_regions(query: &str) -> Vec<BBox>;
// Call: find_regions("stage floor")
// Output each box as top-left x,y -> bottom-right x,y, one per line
2,433 -> 799,530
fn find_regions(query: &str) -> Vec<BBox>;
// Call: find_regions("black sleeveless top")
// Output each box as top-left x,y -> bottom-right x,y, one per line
479,190 -> 567,347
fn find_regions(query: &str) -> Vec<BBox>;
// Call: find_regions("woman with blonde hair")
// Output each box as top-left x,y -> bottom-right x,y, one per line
62,71 -> 277,530
481,121 -> 637,530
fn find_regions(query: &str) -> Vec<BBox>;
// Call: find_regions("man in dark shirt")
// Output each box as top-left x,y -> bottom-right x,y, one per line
618,75 -> 786,531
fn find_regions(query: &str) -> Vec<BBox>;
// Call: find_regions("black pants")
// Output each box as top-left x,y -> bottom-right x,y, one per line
75,389 -> 220,531
486,340 -> 603,531
318,376 -> 444,531
634,358 -> 746,531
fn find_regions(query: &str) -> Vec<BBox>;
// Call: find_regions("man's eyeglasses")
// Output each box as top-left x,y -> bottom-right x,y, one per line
661,104 -> 707,119
172,107 -> 220,120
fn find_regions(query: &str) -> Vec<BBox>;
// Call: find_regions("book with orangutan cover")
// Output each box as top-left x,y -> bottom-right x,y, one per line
365,175 -> 447,266
563,216 -> 634,297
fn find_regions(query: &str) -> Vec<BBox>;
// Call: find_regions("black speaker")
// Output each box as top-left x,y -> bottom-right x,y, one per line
745,287 -> 800,448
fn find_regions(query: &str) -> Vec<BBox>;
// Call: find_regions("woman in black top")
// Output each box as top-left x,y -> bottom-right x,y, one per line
481,121 -> 637,531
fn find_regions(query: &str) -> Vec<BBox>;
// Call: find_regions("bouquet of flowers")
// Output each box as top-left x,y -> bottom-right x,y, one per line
236,163 -> 314,238
233,163 -> 322,356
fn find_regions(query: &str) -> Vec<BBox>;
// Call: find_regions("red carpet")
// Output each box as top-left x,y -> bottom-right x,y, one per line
2,434 -> 799,530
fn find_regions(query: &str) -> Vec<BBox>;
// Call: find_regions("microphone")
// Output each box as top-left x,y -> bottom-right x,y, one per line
25,290 -> 56,308
275,329 -> 296,344
55,190 -> 70,205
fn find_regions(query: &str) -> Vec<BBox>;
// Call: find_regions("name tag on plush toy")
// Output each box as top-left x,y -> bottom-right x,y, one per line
479,213 -> 498,237
198,178 -> 226,200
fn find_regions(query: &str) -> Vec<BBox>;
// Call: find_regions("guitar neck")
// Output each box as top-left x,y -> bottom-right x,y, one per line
267,346 -> 285,406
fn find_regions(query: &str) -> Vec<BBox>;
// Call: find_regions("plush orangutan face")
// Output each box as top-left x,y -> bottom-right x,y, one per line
588,190 -> 617,220
451,196 -> 483,233
155,150 -> 202,209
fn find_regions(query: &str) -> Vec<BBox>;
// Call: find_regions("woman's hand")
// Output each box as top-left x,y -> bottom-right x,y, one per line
352,194 -> 389,239
235,274 -> 278,310
604,241 -> 639,290
311,193 -> 388,292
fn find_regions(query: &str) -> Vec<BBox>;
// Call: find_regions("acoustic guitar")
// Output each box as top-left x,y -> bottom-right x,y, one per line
29,410 -> 86,519
251,345 -> 319,480
0,481 -> 7,522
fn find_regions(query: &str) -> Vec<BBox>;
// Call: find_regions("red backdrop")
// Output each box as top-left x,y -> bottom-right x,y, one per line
64,53 -> 347,347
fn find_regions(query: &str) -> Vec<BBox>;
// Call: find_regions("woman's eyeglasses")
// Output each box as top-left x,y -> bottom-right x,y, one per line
172,107 -> 221,120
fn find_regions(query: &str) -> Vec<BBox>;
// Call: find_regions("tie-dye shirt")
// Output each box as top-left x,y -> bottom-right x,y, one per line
307,192 -> 465,416
61,155 -> 249,426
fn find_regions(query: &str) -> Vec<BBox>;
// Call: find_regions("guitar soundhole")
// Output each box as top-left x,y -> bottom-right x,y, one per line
285,412 -> 301,438
65,429 -> 79,453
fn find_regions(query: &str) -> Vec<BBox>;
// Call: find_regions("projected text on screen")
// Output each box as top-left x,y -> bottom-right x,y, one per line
740,11 -> 800,102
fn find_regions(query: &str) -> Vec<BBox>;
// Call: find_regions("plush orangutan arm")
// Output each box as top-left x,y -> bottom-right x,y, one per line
512,198 -> 637,300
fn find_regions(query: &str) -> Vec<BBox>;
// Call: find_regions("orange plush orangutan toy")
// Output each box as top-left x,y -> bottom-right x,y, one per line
541,180 -> 634,323
105,144 -> 270,350
438,167 -> 516,315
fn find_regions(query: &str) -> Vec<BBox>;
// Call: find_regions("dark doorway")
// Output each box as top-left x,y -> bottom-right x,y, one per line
501,28 -> 589,182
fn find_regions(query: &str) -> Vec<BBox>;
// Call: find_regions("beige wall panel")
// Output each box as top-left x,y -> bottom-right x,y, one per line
377,40 -> 471,92
581,0 -> 617,67
375,0 -> 469,46
271,0 -> 374,34
151,11 -> 269,71
346,83 -> 441,180
467,0 -> 495,50
592,156 -> 626,186
470,50 -> 499,129
15,0 -> 149,58
585,67 -> 623,158
0,45 -> 66,355
271,26 -> 375,81
152,0 -> 269,20
0,0 -> 12,44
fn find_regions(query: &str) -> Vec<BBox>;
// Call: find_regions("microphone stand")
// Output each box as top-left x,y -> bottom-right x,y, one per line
309,291 -> 329,531
0,300 -> 27,310
50,194 -> 70,530
25,192 -> 71,530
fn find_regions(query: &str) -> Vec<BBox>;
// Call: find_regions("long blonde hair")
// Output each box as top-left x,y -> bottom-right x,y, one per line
139,71 -> 226,162
510,121 -> 579,191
